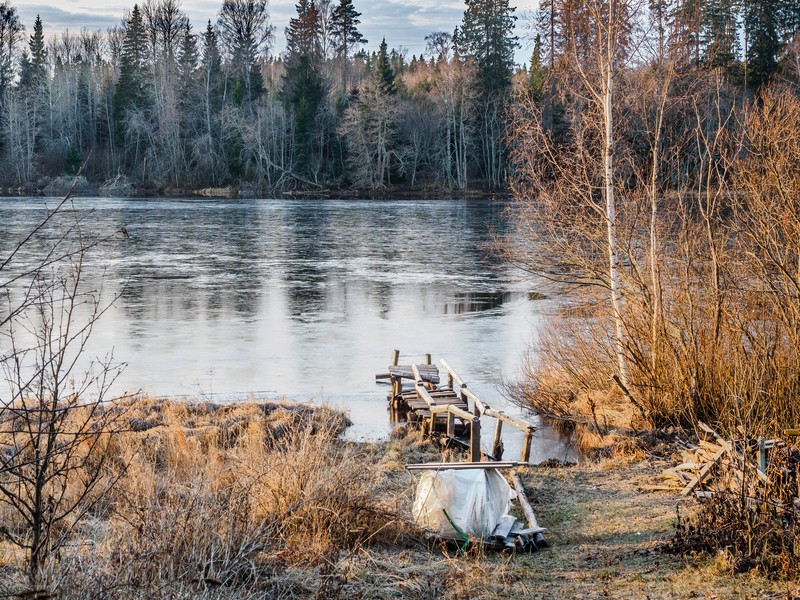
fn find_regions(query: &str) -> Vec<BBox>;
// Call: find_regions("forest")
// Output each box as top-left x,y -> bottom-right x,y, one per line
0,0 -> 519,194
0,0 -> 796,195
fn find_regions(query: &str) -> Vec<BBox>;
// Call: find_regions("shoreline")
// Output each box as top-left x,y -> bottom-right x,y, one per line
0,178 -> 511,201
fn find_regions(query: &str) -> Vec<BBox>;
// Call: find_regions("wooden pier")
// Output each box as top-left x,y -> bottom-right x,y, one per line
377,350 -> 536,464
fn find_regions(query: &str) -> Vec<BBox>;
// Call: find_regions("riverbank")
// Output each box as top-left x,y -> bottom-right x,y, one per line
0,396 -> 789,598
0,175 -> 508,201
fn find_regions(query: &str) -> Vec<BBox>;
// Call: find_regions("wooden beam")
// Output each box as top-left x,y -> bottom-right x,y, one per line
429,403 -> 474,422
680,446 -> 726,496
439,359 -> 466,389
406,461 -> 519,471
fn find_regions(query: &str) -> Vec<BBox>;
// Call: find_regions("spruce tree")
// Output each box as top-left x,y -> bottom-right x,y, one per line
27,15 -> 46,87
282,0 -> 326,172
375,37 -> 395,94
455,0 -> 518,95
115,4 -> 149,119
745,0 -> 781,87
703,0 -> 739,72
217,0 -> 272,103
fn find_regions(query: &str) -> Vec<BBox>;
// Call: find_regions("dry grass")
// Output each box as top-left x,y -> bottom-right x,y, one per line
0,396 -> 432,598
0,394 -> 794,598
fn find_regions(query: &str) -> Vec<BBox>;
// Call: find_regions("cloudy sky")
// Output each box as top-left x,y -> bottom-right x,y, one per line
10,0 -> 538,63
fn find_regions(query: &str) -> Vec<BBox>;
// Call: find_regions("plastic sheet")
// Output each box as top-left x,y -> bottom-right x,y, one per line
411,468 -> 515,539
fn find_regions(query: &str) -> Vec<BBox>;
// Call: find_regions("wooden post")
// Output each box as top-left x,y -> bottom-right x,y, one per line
392,349 -> 400,366
425,353 -> 432,365
448,372 -> 454,390
470,417 -> 481,462
492,419 -> 504,460
520,428 -> 533,464
447,411 -> 456,438
460,383 -> 468,407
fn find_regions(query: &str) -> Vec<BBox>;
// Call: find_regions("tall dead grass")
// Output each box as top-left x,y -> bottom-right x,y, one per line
0,397 -> 417,598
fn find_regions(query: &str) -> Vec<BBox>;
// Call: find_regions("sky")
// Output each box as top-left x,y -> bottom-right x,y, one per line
10,0 -> 539,64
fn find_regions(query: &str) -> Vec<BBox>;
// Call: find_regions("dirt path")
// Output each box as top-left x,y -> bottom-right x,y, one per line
334,456 -> 797,599
507,461 -> 791,599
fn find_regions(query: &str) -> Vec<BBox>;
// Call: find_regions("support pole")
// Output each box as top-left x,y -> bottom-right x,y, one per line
470,416 -> 481,462
520,429 -> 533,464
492,419 -> 504,460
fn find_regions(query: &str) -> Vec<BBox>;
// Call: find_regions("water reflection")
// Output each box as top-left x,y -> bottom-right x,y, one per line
0,197 -> 569,460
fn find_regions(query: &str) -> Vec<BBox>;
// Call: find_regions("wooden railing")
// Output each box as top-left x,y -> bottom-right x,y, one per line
439,359 -> 535,463
408,359 -> 536,463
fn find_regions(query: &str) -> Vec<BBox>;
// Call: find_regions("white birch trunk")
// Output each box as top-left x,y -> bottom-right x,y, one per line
602,2 -> 631,391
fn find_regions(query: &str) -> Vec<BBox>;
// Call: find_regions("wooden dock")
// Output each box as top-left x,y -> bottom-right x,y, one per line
377,350 -> 536,464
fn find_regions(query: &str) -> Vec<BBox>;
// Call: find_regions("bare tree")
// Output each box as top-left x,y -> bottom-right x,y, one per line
0,192 -> 129,590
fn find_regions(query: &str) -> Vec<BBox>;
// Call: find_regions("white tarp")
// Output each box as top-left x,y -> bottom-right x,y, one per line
411,468 -> 514,539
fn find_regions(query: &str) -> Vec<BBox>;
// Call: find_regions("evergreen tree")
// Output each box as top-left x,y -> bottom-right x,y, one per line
217,0 -> 272,103
746,0 -> 781,87
282,0 -> 327,173
0,1 -> 23,95
703,0 -> 739,71
178,20 -> 198,96
375,37 -> 395,94
524,35 -> 545,102
330,0 -> 365,93
26,15 -> 46,87
115,4 -> 149,118
455,0 -> 519,95
671,0 -> 704,67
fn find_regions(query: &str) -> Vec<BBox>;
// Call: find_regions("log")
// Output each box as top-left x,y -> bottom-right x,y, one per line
510,471 -> 547,548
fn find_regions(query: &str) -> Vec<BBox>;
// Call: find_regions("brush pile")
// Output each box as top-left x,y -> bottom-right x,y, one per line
649,422 -> 784,498
666,422 -> 800,577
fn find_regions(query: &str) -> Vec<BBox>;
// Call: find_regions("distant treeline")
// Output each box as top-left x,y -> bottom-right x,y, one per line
0,0 -> 520,194
0,0 -> 798,194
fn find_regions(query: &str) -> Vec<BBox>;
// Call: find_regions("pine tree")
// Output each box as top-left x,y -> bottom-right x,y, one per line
455,0 -> 519,95
330,0 -> 365,94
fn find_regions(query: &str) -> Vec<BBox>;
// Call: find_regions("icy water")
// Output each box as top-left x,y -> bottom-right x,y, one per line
0,197 -> 575,463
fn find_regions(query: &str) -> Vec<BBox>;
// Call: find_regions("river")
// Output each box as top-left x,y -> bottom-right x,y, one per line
0,196 -> 575,463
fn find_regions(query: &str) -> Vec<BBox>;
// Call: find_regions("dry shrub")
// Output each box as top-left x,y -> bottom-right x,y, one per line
507,81 -> 800,447
3,396 -> 414,598
673,445 -> 800,579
